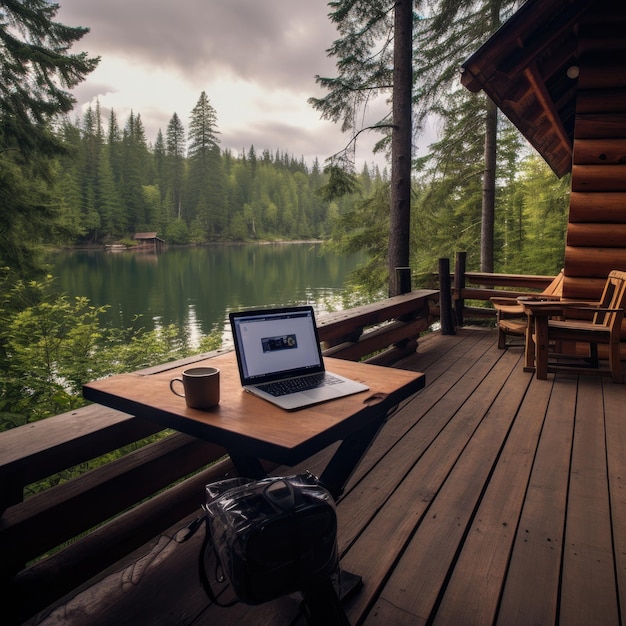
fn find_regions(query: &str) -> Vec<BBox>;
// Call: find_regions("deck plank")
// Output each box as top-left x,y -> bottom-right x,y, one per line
560,376 -> 618,626
604,379 -> 626,622
431,357 -> 545,626
359,342 -> 523,625
343,326 -> 495,495
496,375 -> 578,626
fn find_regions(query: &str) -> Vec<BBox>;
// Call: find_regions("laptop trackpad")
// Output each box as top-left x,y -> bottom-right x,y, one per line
302,386 -> 342,401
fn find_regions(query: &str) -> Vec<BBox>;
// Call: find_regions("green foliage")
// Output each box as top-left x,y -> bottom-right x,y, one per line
0,271 -> 222,432
324,106 -> 569,288
325,182 -> 391,295
318,165 -> 360,201
310,0 -> 395,154
165,218 -> 190,244
0,274 -> 105,425
410,88 -> 485,274
0,0 -> 99,155
513,155 -> 569,274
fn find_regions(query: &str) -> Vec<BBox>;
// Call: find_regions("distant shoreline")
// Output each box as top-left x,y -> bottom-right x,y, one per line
51,239 -> 327,253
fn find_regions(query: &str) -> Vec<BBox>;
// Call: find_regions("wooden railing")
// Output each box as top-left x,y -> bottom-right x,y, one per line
437,252 -> 559,331
0,289 -> 438,624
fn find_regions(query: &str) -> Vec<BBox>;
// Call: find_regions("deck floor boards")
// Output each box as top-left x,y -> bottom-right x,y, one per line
561,377 -> 617,626
33,327 -> 626,626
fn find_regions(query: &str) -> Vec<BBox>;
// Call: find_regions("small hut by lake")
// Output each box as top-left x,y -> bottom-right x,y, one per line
133,232 -> 166,252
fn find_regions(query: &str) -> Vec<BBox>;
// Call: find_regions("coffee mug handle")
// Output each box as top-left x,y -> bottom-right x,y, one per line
170,378 -> 185,397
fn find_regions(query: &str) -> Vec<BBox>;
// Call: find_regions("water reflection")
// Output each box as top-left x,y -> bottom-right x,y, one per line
49,243 -> 364,347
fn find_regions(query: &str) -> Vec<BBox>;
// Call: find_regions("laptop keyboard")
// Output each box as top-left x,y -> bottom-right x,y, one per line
258,373 -> 342,397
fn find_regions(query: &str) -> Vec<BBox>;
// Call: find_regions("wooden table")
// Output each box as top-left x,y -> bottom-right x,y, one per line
84,353 -> 425,624
83,352 -> 425,499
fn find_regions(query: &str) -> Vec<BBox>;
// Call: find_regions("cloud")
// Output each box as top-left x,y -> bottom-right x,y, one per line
62,1 -> 337,86
57,0 -> 389,168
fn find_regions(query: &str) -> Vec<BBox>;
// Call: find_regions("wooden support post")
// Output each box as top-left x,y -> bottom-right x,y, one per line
395,267 -> 412,295
455,252 -> 466,327
439,258 -> 456,335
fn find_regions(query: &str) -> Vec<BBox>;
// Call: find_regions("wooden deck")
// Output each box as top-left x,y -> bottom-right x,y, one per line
34,326 -> 626,626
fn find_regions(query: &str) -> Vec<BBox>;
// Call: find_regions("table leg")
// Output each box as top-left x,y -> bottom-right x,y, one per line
534,316 -> 549,380
524,312 -> 536,372
226,450 -> 267,480
319,412 -> 387,500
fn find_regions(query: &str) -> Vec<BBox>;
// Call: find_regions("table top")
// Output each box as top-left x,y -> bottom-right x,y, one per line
83,353 -> 425,466
517,297 -> 595,315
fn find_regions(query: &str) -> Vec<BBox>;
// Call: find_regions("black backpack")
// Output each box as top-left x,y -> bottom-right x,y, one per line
201,472 -> 339,606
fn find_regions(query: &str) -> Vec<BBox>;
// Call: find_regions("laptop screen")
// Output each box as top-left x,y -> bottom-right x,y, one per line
230,306 -> 325,384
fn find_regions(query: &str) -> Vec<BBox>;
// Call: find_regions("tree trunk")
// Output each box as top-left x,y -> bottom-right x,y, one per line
389,0 -> 413,296
481,96 -> 497,272
480,0 -> 502,274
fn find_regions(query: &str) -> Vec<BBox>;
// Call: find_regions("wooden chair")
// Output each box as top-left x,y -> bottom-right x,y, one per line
491,270 -> 564,349
531,269 -> 626,383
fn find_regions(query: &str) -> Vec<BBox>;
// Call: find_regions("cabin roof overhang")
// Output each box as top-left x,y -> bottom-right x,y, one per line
460,0 -> 596,178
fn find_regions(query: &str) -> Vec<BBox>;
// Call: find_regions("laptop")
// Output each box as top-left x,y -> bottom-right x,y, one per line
229,305 -> 369,410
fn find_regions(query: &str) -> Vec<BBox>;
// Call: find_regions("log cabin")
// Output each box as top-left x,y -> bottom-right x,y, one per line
461,0 -> 626,352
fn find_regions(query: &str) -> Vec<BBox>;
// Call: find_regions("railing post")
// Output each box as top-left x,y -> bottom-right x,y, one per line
395,267 -> 412,295
439,258 -> 456,335
454,252 -> 466,327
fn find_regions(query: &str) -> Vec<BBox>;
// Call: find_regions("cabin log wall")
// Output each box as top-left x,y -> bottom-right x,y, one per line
564,6 -> 626,324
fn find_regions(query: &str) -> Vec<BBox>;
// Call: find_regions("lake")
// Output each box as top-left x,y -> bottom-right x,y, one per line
48,243 -> 365,348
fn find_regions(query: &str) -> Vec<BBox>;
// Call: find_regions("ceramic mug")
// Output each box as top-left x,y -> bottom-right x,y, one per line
170,366 -> 220,409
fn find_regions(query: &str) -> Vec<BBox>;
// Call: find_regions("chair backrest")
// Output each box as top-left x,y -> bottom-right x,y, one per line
594,270 -> 626,331
543,269 -> 565,297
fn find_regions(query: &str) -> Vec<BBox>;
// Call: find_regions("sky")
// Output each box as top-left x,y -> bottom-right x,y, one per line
56,0 -> 392,170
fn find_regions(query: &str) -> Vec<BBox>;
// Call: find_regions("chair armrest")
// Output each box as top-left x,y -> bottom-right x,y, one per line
561,306 -> 623,314
519,299 -> 593,309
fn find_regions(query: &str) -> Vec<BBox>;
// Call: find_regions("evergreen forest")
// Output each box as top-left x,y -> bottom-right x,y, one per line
55,93 -> 388,248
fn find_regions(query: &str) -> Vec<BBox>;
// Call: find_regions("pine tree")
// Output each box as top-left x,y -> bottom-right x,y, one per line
153,129 -> 166,198
0,0 -> 98,274
412,90 -> 486,273
165,113 -> 186,221
98,144 -> 126,238
121,112 -> 151,232
0,0 -> 99,156
78,104 -> 103,242
313,0 -> 523,282
517,154 -> 569,275
107,109 -> 123,184
310,1 -> 394,161
187,92 -> 226,237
